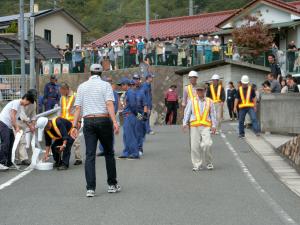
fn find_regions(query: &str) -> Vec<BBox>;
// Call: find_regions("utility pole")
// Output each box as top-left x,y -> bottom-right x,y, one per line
189,0 -> 193,16
30,0 -> 36,89
19,0 -> 26,96
146,0 -> 150,39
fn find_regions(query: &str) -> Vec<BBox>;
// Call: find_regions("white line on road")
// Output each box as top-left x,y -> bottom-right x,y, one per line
220,132 -> 298,225
0,169 -> 33,191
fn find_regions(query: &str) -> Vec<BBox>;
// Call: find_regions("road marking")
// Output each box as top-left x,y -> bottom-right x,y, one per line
221,132 -> 298,225
0,170 -> 33,191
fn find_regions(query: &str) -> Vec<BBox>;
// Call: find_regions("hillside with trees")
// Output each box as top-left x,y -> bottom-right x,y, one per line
0,0 -> 294,42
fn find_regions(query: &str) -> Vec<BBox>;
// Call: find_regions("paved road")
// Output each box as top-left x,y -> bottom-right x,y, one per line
1,123 -> 300,225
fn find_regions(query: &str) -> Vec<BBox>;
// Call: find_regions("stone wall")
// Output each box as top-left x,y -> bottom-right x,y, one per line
38,66 -> 184,125
278,135 -> 300,167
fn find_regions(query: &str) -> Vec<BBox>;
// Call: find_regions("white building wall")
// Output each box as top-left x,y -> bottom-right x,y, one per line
35,12 -> 82,48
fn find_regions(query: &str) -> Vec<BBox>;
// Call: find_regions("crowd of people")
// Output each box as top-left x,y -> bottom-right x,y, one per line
54,35 -> 236,73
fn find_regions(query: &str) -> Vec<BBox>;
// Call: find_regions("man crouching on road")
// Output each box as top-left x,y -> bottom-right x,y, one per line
182,83 -> 217,171
36,116 -> 75,170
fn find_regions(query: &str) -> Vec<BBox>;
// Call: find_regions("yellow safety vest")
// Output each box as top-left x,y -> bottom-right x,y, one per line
238,86 -> 255,109
187,84 -> 197,100
61,93 -> 76,122
190,97 -> 212,127
210,84 -> 222,103
225,44 -> 233,57
46,117 -> 63,141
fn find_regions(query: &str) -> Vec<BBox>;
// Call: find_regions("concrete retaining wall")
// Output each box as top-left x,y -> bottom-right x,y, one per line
278,135 -> 300,168
260,94 -> 300,134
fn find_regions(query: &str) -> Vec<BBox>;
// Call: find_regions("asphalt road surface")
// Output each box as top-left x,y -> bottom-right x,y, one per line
1,123 -> 300,225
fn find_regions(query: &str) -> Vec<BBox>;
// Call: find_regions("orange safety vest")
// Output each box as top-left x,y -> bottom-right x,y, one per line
187,84 -> 197,100
61,93 -> 76,122
238,86 -> 255,109
210,84 -> 222,103
46,117 -> 63,141
190,97 -> 212,127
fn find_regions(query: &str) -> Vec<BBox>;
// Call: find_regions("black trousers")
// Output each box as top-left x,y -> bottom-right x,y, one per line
0,121 -> 14,166
227,100 -> 237,119
83,117 -> 117,190
165,102 -> 178,125
51,138 -> 74,167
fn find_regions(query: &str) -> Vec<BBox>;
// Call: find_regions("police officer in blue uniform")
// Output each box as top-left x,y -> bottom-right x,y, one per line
133,74 -> 148,156
44,75 -> 60,111
141,73 -> 154,135
118,78 -> 139,159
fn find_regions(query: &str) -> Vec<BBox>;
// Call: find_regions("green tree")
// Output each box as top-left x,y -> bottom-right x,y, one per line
5,21 -> 18,33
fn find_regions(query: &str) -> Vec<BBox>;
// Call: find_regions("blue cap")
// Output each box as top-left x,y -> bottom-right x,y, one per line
132,73 -> 141,80
117,78 -> 130,85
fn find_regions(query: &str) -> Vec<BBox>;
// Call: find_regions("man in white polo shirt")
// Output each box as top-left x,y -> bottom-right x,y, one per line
0,93 -> 35,169
72,64 -> 121,197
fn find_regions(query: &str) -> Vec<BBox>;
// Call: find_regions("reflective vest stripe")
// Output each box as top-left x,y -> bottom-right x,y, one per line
210,84 -> 222,103
187,84 -> 196,100
61,93 -> 76,121
190,98 -> 212,127
46,117 -> 62,141
238,86 -> 255,109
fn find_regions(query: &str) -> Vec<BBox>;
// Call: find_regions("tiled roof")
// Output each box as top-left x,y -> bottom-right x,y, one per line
93,10 -> 236,45
217,0 -> 300,28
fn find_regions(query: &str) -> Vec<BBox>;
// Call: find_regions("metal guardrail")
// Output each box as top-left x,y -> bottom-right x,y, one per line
0,75 -> 30,101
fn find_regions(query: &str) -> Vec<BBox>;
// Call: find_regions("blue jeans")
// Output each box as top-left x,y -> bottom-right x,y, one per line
121,114 -> 139,158
135,120 -> 146,152
238,108 -> 260,136
83,117 -> 117,190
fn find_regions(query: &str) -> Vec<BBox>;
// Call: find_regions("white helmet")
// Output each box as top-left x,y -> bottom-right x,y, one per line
241,75 -> 250,84
188,71 -> 198,78
90,64 -> 103,73
36,117 -> 49,142
211,74 -> 220,80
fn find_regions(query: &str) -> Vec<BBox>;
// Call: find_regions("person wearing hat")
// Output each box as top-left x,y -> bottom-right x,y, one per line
183,82 -> 217,171
165,85 -> 179,125
71,64 -> 121,197
36,116 -> 75,170
224,39 -> 234,59
44,75 -> 60,111
182,71 -> 199,109
141,72 -> 155,135
58,82 -> 82,165
118,75 -> 140,159
16,89 -> 38,166
0,93 -> 35,170
212,35 -> 221,61
234,75 -> 260,138
206,74 -> 225,134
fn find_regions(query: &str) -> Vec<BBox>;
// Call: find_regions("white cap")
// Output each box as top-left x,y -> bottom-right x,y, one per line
214,35 -> 219,39
90,64 -> 103,73
211,74 -> 220,80
241,75 -> 250,84
75,43 -> 80,47
188,71 -> 199,78
228,39 -> 233,42
36,117 -> 49,142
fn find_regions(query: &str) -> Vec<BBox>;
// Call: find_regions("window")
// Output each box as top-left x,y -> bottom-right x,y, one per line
66,34 -> 73,49
44,29 -> 51,43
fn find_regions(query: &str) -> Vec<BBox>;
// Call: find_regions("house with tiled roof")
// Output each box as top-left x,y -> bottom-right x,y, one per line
94,0 -> 300,50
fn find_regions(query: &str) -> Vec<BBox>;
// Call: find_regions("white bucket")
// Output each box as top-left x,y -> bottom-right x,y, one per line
35,162 -> 54,171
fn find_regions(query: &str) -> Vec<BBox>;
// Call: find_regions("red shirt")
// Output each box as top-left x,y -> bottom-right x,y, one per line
129,40 -> 137,54
165,89 -> 178,102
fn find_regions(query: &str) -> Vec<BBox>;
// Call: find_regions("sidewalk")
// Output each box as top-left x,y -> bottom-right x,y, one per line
245,130 -> 300,197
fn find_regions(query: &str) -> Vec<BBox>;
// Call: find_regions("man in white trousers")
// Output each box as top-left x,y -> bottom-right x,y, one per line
183,83 -> 217,171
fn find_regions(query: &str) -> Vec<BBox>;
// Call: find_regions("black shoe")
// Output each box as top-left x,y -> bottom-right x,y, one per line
117,155 -> 127,159
54,163 -> 61,168
96,152 -> 105,157
74,160 -> 82,165
57,165 -> 68,170
239,135 -> 245,139
21,160 -> 31,166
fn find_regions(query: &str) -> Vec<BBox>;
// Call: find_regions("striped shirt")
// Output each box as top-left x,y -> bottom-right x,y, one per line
183,97 -> 217,128
74,75 -> 115,117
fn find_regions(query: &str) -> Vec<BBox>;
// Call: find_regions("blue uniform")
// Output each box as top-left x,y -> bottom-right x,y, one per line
44,82 -> 60,111
135,86 -> 148,152
120,88 -> 139,158
141,82 -> 152,134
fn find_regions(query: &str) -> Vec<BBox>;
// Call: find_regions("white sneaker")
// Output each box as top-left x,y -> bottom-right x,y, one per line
0,163 -> 8,170
207,163 -> 214,170
192,167 -> 199,171
139,151 -> 143,157
149,131 -> 155,135
86,190 -> 95,197
108,184 -> 121,193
